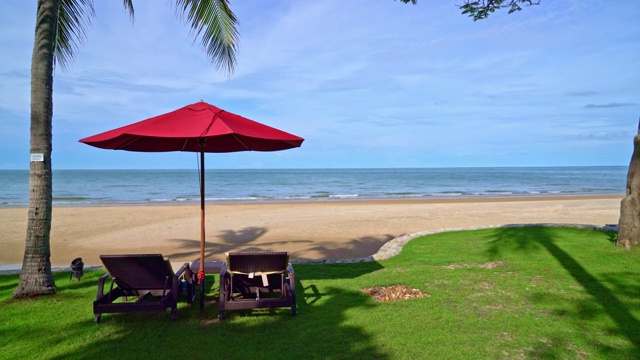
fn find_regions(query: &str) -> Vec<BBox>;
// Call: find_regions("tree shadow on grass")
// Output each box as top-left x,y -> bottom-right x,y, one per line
37,275 -> 388,359
193,262 -> 384,318
1,271 -> 101,304
486,225 -> 640,358
54,272 -> 107,299
294,261 -> 385,281
0,274 -> 20,295
0,258 -> 388,359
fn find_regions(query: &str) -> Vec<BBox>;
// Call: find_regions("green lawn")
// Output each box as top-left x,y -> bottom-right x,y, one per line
1,226 -> 639,359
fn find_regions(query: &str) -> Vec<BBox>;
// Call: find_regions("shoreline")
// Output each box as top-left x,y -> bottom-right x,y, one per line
1,195 -> 623,272
0,192 -> 625,209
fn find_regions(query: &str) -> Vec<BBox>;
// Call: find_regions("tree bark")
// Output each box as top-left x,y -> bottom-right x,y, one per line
617,119 -> 640,250
13,0 -> 59,298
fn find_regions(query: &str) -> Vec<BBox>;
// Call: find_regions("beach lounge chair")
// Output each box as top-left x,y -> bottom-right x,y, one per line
218,251 -> 297,319
93,254 -> 196,323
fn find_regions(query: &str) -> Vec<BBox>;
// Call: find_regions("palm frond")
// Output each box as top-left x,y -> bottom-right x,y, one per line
122,0 -> 135,22
55,0 -> 95,71
173,0 -> 240,75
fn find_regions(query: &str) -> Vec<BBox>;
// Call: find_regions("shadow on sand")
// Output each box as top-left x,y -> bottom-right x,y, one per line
165,225 -> 399,263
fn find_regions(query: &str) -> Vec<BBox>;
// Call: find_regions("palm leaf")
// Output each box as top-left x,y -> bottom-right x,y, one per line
174,0 -> 239,75
54,0 -> 94,70
53,0 -> 237,74
54,0 -> 135,70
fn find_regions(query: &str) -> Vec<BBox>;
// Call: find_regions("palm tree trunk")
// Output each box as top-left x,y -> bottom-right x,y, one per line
13,0 -> 59,298
617,119 -> 640,250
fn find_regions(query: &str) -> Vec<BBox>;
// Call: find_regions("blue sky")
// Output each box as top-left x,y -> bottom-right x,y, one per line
1,0 -> 638,169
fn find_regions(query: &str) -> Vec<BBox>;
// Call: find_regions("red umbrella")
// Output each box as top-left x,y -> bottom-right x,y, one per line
79,100 -> 304,310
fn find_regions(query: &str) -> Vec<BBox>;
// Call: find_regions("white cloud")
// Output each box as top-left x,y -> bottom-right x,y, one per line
0,0 -> 638,169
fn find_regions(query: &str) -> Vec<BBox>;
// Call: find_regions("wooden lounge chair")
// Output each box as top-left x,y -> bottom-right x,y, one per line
93,254 -> 196,323
218,251 -> 297,319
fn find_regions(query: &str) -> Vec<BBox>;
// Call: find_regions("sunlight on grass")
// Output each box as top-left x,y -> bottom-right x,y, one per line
1,227 -> 639,359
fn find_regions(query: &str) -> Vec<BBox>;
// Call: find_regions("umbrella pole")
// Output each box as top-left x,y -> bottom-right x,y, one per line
199,149 -> 206,312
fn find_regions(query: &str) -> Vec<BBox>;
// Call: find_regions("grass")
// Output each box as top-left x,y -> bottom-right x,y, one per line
1,226 -> 640,359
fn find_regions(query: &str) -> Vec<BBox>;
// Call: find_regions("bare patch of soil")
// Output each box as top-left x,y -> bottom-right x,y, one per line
442,261 -> 505,270
360,285 -> 430,302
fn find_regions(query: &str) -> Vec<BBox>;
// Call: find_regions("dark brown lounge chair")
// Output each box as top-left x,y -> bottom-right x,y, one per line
93,254 -> 196,323
219,251 -> 297,319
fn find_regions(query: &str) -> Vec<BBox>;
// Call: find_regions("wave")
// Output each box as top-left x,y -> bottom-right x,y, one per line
52,196 -> 92,201
0,167 -> 626,208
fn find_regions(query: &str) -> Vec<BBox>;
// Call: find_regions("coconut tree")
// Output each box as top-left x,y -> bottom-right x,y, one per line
13,0 -> 239,298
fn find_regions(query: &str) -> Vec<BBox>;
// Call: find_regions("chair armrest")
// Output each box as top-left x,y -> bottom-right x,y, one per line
175,262 -> 189,278
96,273 -> 110,299
180,262 -> 197,285
173,263 -> 196,303
219,262 -> 228,277
219,262 -> 228,298
287,263 -> 296,293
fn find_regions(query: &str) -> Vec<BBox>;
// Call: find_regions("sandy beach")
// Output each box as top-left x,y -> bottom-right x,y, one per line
0,196 -> 622,269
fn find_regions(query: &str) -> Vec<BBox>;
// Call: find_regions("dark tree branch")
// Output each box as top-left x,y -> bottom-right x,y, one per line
460,1 -> 540,21
396,0 -> 541,21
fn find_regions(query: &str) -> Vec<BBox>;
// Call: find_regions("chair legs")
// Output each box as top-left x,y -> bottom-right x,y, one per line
286,278 -> 297,316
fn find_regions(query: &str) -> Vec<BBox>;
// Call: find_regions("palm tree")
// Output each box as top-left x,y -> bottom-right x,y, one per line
13,0 -> 239,298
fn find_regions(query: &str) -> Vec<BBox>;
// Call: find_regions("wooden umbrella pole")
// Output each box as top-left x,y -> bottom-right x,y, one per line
199,148 -> 206,312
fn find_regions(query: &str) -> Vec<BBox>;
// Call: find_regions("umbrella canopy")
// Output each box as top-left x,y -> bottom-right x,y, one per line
80,100 -> 304,310
80,100 -> 304,152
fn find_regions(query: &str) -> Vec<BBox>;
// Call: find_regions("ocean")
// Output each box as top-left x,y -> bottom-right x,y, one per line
0,166 -> 628,207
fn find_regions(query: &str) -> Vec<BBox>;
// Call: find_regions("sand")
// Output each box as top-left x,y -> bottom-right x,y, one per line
0,196 -> 622,269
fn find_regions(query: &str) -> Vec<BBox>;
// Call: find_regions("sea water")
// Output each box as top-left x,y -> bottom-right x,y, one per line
0,166 -> 627,207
